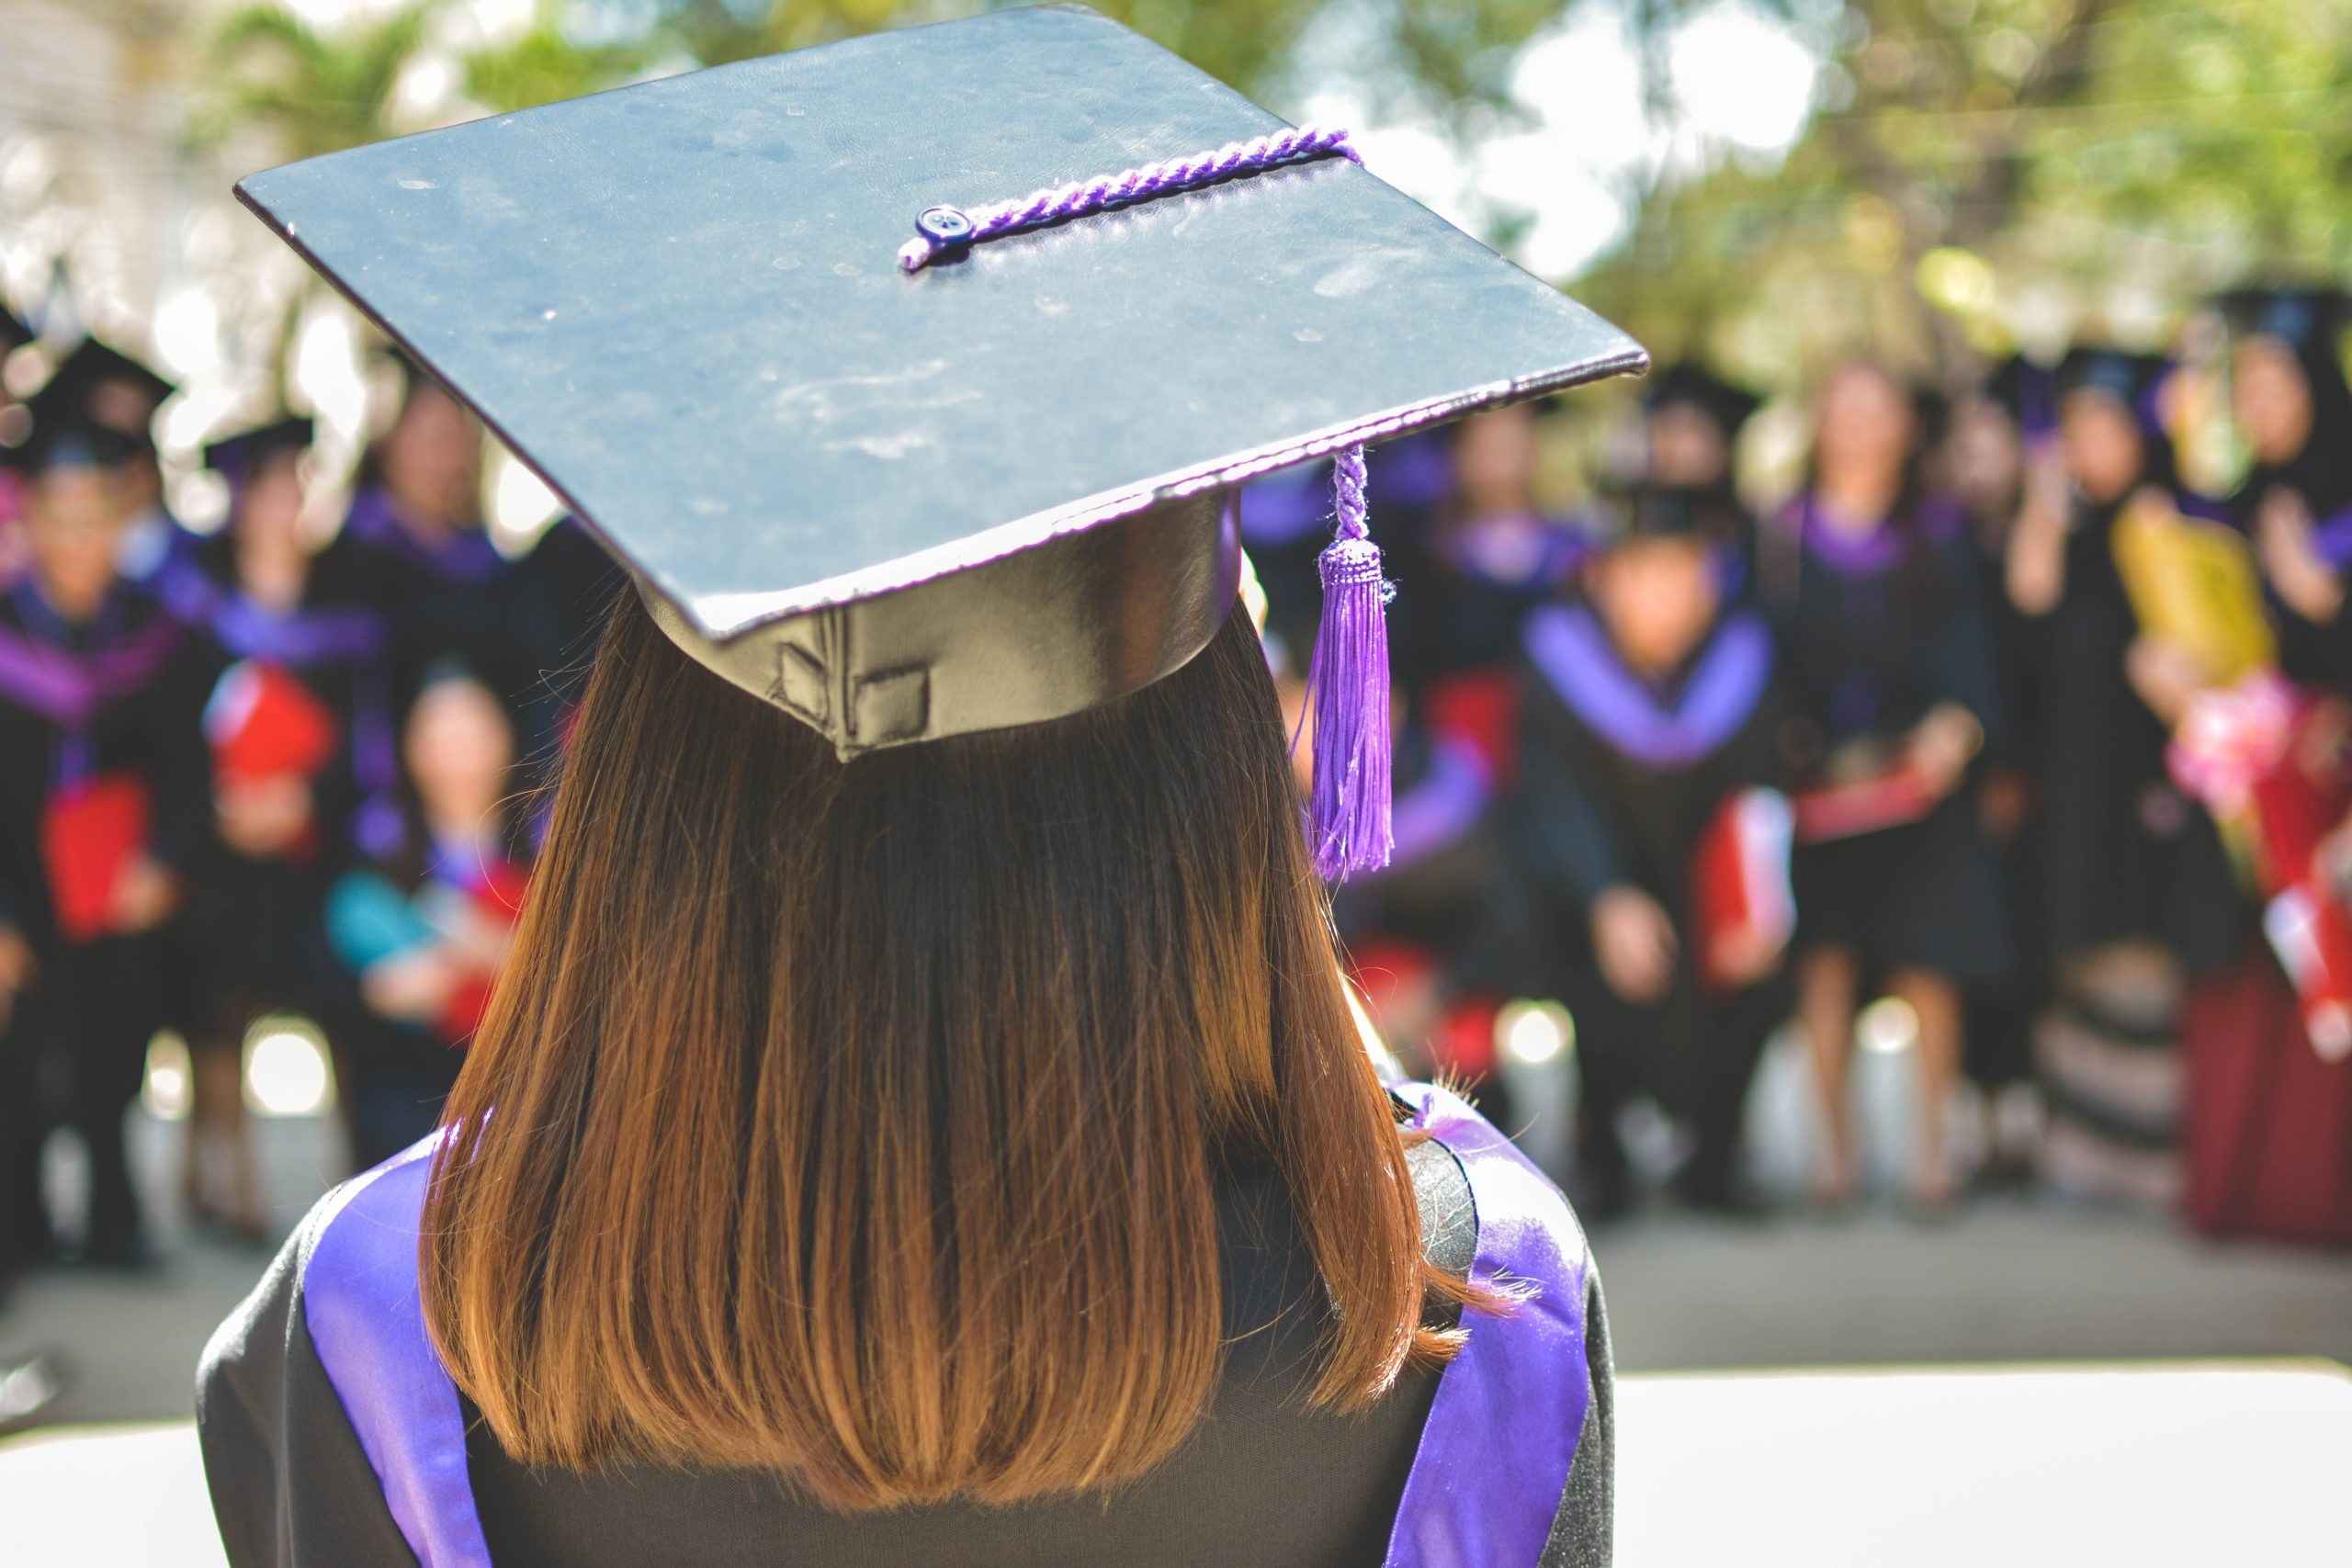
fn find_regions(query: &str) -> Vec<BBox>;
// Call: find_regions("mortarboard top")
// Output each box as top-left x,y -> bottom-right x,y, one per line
204,414 -> 316,490
2218,287 -> 2352,362
1586,482 -> 1743,549
47,337 -> 176,427
1642,362 -> 1759,435
1,369 -> 146,475
233,4 -> 1643,758
2056,346 -> 2167,413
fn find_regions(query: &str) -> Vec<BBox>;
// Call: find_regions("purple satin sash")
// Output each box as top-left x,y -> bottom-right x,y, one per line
344,489 -> 509,584
209,592 -> 390,668
1384,1081 -> 1593,1568
2312,502 -> 2352,571
1773,492 -> 1963,578
1387,732 -> 1494,868
1525,602 -> 1773,768
0,607 -> 185,728
301,1085 -> 1592,1568
302,1134 -> 493,1568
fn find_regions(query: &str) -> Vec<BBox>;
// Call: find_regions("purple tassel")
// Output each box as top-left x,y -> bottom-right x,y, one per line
1306,445 -> 1394,881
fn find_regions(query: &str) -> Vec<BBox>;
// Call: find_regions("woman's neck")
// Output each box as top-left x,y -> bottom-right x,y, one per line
235,537 -> 309,613
424,795 -> 501,849
1815,468 -> 1902,533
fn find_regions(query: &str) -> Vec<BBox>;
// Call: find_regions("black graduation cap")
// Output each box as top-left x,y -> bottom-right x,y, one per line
1642,361 -> 1759,436
232,5 -> 1642,878
205,414 -> 316,491
42,336 -> 176,450
1,368 -> 147,475
1589,482 -> 1743,548
2055,346 -> 2168,420
2219,287 -> 2352,360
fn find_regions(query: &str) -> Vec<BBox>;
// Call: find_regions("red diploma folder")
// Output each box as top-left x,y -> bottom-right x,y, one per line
2264,882 -> 2352,1064
205,660 -> 341,783
1691,787 -> 1796,992
40,773 -> 152,943
1791,761 -> 1943,843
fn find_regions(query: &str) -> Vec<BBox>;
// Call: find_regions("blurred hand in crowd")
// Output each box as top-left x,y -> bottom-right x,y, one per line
2256,485 -> 2346,626
107,855 -> 177,936
2003,445 -> 2075,615
1592,885 -> 1677,1004
0,923 -> 35,1032
2125,635 -> 2210,727
362,946 -> 465,1023
216,774 -> 316,858
1905,703 -> 1983,799
1709,919 -> 1786,991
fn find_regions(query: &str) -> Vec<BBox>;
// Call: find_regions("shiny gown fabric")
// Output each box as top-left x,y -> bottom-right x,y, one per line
196,1084 -> 1611,1567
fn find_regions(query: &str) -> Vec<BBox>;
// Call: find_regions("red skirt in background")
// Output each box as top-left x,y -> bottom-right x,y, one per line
2182,948 -> 2352,1247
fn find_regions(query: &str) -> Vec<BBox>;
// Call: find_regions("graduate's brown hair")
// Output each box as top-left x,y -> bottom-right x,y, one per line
418,592 -> 1468,1508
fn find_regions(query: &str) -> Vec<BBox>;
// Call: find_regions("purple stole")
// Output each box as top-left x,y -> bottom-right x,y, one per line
0,585 -> 186,786
343,489 -> 509,585
1387,731 -> 1495,869
1525,602 -> 1773,770
297,1082 -> 1593,1568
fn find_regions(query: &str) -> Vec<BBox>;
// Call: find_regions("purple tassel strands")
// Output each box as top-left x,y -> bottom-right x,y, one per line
890,124 -> 1392,877
899,124 -> 1362,273
1306,445 -> 1394,881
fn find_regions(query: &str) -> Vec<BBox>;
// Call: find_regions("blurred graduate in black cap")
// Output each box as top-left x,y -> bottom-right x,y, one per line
1938,355 -> 2054,1169
1643,361 -> 1758,499
2003,347 -> 2238,1202
1515,483 -> 1791,1217
322,657 -> 530,1167
199,10 -> 1639,1562
2220,288 -> 2352,690
37,337 -> 198,601
171,416 -> 400,1235
342,354 -> 616,766
0,378 -> 211,1268
1762,359 -> 2014,1212
1414,401 -> 1590,782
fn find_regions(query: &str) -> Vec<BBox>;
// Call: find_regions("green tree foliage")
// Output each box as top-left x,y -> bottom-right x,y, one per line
1587,0 -> 2352,384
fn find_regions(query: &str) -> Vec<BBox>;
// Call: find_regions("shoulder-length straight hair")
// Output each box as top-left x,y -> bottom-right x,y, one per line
420,589 -> 1466,1509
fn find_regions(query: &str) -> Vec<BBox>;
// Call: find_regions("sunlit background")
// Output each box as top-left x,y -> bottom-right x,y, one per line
5,3 -> 2352,1563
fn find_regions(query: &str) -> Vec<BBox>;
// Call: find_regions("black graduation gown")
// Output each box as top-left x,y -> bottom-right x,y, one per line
198,1129 -> 1615,1568
179,534 -> 401,1021
1512,602 -> 1791,1196
1759,499 -> 2016,987
2022,496 -> 2240,971
2229,437 -> 2352,696
0,579 -> 213,1259
340,490 -> 597,762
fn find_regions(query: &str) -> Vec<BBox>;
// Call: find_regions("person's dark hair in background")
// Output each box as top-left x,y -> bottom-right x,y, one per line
343,354 -> 616,770
2004,348 -> 2239,1204
0,380 -> 210,1269
1643,362 -> 1759,497
1933,355 -> 2049,1182
1515,483 -> 1791,1220
177,417 -> 397,1240
1766,359 -> 2015,1213
323,657 -> 529,1167
2220,288 -> 2352,688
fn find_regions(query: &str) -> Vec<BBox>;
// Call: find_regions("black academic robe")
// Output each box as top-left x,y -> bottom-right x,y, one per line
0,579 -> 213,1260
178,533 -> 401,1021
198,1112 -> 1614,1568
1512,601 -> 1791,1201
2230,434 -> 2352,696
1758,497 -> 2016,987
340,491 -> 612,761
2021,495 -> 2240,972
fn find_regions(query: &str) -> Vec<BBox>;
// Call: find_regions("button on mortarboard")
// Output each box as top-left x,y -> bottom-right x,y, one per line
232,4 -> 1644,764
